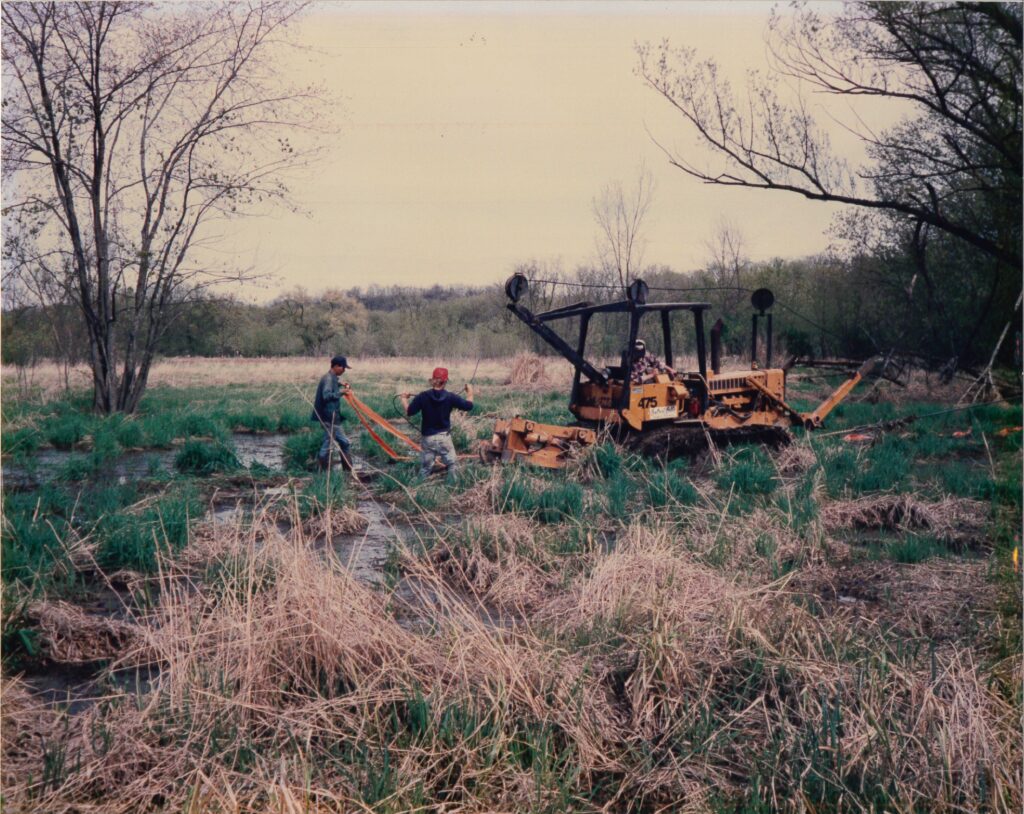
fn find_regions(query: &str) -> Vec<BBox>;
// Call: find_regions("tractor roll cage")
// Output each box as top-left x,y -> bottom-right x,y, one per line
505,289 -> 712,410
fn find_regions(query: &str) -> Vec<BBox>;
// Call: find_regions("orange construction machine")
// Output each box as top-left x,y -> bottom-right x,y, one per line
482,274 -> 873,468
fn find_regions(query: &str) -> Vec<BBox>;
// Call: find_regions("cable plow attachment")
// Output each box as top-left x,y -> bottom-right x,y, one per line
343,391 -> 421,461
480,417 -> 598,469
805,356 -> 878,427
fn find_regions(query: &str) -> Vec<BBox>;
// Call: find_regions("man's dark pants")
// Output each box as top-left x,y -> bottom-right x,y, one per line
316,421 -> 351,469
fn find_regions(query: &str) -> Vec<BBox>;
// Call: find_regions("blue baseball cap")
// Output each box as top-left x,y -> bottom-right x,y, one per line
330,355 -> 351,369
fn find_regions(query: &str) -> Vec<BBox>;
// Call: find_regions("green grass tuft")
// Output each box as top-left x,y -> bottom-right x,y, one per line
854,437 -> 911,493
880,534 -> 955,564
95,486 -> 201,572
176,411 -> 225,439
113,418 -> 145,449
284,431 -> 323,471
140,414 -> 178,448
1,426 -> 42,458
498,472 -> 586,522
604,472 -> 630,518
646,470 -> 699,508
594,443 -> 623,478
277,409 -> 309,433
175,440 -> 240,475
297,473 -> 350,518
719,447 -> 776,495
228,409 -> 278,433
46,415 -> 90,449
537,480 -> 585,523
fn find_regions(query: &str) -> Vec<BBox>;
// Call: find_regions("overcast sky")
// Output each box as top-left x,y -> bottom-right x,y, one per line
223,1 -> 902,300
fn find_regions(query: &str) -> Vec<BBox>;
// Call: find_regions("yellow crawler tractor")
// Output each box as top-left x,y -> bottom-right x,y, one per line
482,274 -> 873,468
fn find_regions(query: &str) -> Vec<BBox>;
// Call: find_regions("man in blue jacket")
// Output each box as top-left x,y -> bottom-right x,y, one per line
400,366 -> 473,480
311,355 -> 353,471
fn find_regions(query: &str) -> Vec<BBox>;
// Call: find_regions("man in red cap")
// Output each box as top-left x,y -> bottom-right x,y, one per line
400,367 -> 474,480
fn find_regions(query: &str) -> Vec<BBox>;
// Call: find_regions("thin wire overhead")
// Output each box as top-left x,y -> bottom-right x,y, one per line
521,277 -> 844,341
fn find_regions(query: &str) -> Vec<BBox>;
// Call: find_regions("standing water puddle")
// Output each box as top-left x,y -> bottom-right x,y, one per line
2,432 -> 291,488
24,665 -> 159,716
205,473 -> 408,588
17,487 -> 409,715
332,498 -> 403,585
9,452 -> 507,712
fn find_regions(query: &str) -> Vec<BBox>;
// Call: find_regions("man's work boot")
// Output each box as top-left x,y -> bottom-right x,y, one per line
316,454 -> 330,472
339,453 -> 354,472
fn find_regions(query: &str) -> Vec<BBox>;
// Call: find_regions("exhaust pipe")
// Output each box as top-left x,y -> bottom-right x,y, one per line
751,313 -> 759,367
749,288 -> 775,369
710,319 -> 723,374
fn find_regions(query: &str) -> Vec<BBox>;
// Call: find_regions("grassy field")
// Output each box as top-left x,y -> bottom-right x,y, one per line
1,357 -> 1021,812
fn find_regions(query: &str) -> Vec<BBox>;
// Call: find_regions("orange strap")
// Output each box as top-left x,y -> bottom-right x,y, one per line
342,389 -> 476,462
342,391 -> 419,461
351,408 -> 409,460
344,392 -> 422,451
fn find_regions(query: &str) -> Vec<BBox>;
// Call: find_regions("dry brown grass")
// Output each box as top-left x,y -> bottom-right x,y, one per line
1,678 -> 62,794
2,500 -> 1019,812
880,367 -> 982,405
504,352 -> 550,387
449,466 -> 505,515
420,513 -> 562,614
822,494 -> 991,542
774,439 -> 818,476
299,506 -> 369,538
539,531 -> 791,797
2,522 -> 624,812
2,355 -> 577,397
537,522 -> 1020,808
822,557 -> 994,638
3,343 -> 1019,812
26,600 -> 140,664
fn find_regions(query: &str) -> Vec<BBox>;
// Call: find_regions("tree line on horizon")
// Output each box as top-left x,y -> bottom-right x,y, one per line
3,245 -> 1018,382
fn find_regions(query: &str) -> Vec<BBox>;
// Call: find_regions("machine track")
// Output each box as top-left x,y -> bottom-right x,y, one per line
624,423 -> 793,461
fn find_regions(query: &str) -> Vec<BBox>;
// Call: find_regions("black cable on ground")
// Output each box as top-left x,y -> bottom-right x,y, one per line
817,397 -> 1015,437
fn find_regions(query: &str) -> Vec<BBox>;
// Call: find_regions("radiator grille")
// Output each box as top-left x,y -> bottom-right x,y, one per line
710,374 -> 763,392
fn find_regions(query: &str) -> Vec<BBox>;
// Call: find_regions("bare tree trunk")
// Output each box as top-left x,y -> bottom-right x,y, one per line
124,352 -> 155,415
84,321 -> 110,412
4,1 -> 321,414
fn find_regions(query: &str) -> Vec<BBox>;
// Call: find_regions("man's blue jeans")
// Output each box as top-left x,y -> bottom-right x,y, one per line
317,422 -> 351,468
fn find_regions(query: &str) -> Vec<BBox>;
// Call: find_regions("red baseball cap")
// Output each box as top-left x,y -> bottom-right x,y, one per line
432,367 -> 449,382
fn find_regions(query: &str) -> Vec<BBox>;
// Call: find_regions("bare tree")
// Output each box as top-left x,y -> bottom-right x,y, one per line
1,234 -> 83,392
703,217 -> 748,304
2,1 -> 324,412
592,167 -> 656,290
636,2 -> 1021,270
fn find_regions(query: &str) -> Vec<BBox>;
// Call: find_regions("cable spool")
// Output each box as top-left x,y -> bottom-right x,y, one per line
751,288 -> 774,313
505,273 -> 529,302
626,278 -> 649,305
